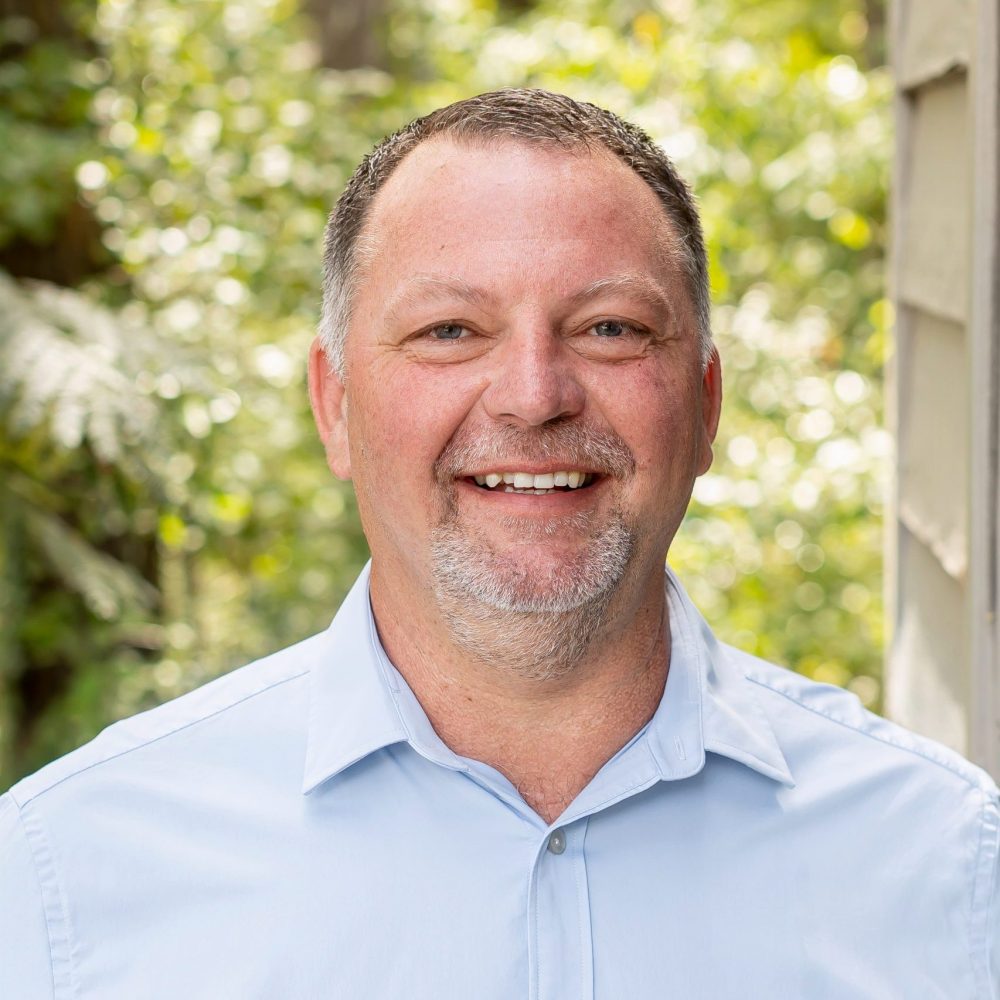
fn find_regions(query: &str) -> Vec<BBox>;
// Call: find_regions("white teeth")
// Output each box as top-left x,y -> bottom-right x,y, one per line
474,470 -> 592,490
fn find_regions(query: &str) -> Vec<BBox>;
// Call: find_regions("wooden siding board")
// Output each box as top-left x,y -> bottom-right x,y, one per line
887,528 -> 970,753
896,308 -> 968,580
896,0 -> 972,90
886,0 -> 910,719
968,0 -> 1000,775
898,76 -> 970,324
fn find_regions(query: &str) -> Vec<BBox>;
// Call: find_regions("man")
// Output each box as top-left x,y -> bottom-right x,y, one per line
1,89 -> 997,998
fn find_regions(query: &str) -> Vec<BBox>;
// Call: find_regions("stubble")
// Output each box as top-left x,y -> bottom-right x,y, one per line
429,421 -> 638,681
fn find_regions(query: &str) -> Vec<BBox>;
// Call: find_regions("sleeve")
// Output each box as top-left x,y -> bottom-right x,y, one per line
974,784 -> 1000,999
0,793 -> 55,999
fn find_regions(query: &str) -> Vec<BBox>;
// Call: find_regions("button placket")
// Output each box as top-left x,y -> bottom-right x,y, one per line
529,820 -> 594,1000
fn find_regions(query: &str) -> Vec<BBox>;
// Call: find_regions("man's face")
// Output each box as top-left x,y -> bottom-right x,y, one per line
311,137 -> 721,627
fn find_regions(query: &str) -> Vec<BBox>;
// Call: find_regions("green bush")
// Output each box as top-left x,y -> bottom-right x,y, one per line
0,0 -> 888,783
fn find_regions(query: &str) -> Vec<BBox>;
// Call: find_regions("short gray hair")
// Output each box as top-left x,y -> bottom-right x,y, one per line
319,88 -> 711,376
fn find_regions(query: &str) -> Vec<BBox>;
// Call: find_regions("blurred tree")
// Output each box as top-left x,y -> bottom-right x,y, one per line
0,0 -> 169,777
0,0 -> 890,784
0,0 -> 107,283
303,0 -> 388,70
377,0 -> 890,698
0,275 -> 168,776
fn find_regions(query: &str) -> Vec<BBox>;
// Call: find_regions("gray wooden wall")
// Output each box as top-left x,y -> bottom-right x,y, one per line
888,0 -> 999,776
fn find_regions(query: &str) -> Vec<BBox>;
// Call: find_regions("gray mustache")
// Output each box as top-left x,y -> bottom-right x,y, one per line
435,421 -> 636,482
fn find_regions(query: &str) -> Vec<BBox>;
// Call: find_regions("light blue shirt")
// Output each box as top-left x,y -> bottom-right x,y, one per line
2,565 -> 998,999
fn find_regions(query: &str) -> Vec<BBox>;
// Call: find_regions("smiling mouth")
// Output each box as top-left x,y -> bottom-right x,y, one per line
464,471 -> 598,495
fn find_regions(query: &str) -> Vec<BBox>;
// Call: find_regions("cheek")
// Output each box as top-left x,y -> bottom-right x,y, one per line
348,369 -> 482,483
598,365 -> 702,475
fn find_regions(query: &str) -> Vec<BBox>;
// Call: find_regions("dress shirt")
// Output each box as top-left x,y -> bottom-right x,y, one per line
2,564 -> 998,999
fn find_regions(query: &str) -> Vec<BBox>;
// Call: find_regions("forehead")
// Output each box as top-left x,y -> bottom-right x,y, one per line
356,136 -> 681,298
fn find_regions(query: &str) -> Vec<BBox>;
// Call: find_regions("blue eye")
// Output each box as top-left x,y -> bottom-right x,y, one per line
429,323 -> 467,340
592,320 -> 628,337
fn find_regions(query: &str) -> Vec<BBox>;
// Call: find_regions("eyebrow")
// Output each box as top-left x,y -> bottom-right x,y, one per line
382,271 -> 675,324
565,274 -> 675,321
383,276 -> 497,324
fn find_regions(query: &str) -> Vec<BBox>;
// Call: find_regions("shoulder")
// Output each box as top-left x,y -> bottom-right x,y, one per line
6,630 -> 330,810
725,641 -> 999,800
722,644 -> 1000,995
0,629 -> 337,998
723,642 -> 1000,909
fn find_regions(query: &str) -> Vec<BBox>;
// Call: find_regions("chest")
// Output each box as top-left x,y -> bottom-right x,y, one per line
61,771 -> 970,1000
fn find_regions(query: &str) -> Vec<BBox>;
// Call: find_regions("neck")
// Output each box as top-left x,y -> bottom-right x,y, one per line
369,564 -> 670,824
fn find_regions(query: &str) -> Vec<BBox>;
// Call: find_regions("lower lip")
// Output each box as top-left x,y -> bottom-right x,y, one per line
455,477 -> 605,510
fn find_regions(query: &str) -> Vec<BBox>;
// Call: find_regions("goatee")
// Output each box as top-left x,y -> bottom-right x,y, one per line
429,420 -> 638,680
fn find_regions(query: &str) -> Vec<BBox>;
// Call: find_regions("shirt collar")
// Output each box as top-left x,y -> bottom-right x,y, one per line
302,562 -> 794,794
301,564 -> 409,793
654,567 -> 795,787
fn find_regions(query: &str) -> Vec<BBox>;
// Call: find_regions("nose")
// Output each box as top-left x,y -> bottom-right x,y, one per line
480,323 -> 586,428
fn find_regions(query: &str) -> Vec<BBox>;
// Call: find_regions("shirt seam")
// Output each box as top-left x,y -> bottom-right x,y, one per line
970,787 -> 1000,998
17,799 -> 77,999
580,816 -> 594,999
529,841 -> 540,1000
573,822 -> 589,1000
746,674 -> 986,792
11,669 -> 307,810
370,645 -> 418,746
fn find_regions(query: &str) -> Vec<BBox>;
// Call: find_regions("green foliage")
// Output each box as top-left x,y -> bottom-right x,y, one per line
0,0 -> 889,783
0,275 -> 156,459
374,0 -> 890,700
0,275 -> 170,778
0,12 -> 96,245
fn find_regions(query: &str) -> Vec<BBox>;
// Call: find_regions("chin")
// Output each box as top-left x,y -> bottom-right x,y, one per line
429,513 -> 634,615
428,511 -> 641,679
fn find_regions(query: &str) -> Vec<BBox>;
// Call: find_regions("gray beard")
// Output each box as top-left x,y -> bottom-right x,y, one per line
430,507 -> 635,681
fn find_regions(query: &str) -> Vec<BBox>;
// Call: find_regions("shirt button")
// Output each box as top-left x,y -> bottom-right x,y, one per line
547,829 -> 567,855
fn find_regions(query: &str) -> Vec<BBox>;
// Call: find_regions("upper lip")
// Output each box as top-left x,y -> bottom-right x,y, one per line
458,464 -> 600,477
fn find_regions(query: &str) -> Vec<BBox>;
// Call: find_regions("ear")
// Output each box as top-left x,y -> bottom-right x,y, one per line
696,346 -> 723,476
308,338 -> 352,480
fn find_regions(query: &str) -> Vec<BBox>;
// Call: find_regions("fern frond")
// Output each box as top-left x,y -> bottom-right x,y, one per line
21,501 -> 158,621
0,272 -> 158,463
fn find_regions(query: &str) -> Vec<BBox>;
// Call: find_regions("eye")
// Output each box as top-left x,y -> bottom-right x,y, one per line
591,320 -> 629,338
427,323 -> 469,341
405,320 -> 487,363
573,317 -> 653,361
